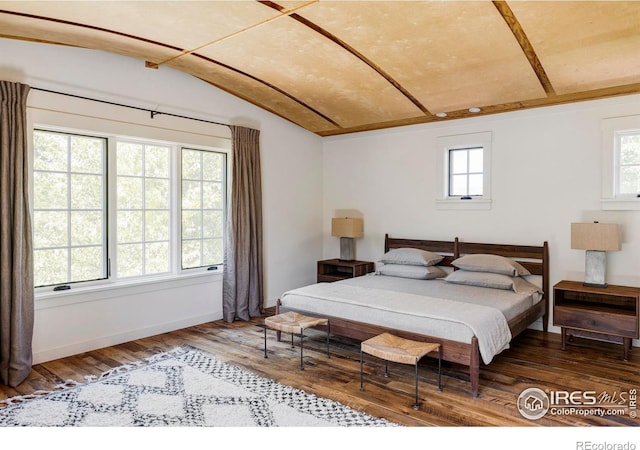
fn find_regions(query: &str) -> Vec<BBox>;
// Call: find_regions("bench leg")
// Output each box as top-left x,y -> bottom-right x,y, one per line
359,350 -> 364,391
326,321 -> 331,358
413,361 -> 420,410
438,345 -> 443,391
300,330 -> 304,370
264,326 -> 268,359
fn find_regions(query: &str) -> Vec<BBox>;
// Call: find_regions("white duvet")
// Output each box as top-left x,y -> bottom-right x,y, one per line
280,275 -> 541,364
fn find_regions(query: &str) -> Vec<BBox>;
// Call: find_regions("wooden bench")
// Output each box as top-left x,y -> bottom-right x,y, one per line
360,332 -> 442,409
263,312 -> 330,370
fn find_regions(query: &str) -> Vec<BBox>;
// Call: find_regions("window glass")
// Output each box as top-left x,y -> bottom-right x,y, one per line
116,141 -> 171,278
32,130 -> 107,287
181,148 -> 225,269
468,148 -> 483,172
448,147 -> 483,197
617,132 -> 640,195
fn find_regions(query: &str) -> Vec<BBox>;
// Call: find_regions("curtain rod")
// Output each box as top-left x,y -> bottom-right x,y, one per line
31,87 -> 229,128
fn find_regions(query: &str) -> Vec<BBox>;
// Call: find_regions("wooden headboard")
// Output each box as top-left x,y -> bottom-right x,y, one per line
384,234 -> 458,266
456,241 -> 548,277
383,234 -> 550,331
384,233 -> 548,276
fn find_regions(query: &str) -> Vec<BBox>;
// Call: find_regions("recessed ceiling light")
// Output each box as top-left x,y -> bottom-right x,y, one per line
468,107 -> 481,113
436,112 -> 447,118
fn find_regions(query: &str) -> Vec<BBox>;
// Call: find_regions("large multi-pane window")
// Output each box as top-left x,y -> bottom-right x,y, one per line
32,130 -> 107,287
181,148 -> 225,269
448,146 -> 484,197
32,128 -> 226,289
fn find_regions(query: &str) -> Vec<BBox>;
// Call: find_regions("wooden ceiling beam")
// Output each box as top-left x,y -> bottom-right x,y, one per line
155,1 -> 318,67
259,0 -> 433,117
192,52 -> 342,129
492,1 -> 556,97
319,81 -> 640,137
0,9 -> 184,52
0,8 -> 342,130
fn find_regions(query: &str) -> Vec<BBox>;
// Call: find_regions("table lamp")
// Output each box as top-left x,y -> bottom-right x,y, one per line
331,217 -> 363,261
571,222 -> 621,287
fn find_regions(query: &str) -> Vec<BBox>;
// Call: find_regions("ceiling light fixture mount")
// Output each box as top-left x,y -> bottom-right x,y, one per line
468,107 -> 481,113
436,112 -> 447,118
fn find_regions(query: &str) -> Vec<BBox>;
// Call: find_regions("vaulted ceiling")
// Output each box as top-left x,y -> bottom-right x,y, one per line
1,1 -> 639,136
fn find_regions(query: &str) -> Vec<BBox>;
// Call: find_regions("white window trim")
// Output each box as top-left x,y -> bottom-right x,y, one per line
601,115 -> 640,210
35,269 -> 222,309
435,131 -> 492,210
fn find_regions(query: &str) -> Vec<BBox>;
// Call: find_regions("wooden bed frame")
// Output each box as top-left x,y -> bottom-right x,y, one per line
276,234 -> 549,398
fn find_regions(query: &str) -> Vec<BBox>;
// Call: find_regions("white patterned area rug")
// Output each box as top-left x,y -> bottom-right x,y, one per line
0,347 -> 396,427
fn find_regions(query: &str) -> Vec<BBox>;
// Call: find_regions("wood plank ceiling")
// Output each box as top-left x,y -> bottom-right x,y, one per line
1,1 -> 639,136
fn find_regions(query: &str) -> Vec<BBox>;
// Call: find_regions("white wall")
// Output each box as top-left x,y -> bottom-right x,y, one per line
3,35 -> 639,362
322,94 -> 640,341
0,38 -> 323,363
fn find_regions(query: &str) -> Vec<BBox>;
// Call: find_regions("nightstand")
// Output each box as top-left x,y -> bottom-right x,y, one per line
317,259 -> 375,283
553,280 -> 640,360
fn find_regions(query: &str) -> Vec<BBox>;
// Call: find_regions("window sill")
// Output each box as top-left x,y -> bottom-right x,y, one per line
435,198 -> 492,210
35,270 -> 223,310
600,198 -> 640,211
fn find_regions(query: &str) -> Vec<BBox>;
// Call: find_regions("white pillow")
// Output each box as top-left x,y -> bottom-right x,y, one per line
378,248 -> 444,267
444,270 -> 517,291
451,254 -> 530,276
444,270 -> 540,293
377,264 -> 447,280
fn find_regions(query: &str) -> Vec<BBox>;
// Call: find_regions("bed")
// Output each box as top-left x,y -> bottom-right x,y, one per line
276,234 -> 549,397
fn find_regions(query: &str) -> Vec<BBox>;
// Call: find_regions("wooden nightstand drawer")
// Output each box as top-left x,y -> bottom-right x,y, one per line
317,274 -> 346,283
317,259 -> 374,283
553,306 -> 638,338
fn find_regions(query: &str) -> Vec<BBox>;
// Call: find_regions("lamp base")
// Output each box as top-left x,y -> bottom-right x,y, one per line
584,250 -> 607,288
339,237 -> 356,261
582,282 -> 608,288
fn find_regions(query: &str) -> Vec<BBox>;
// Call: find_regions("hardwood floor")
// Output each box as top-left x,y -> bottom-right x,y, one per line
2,309 -> 639,429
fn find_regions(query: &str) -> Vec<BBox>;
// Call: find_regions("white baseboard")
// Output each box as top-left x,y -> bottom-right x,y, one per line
33,312 -> 222,364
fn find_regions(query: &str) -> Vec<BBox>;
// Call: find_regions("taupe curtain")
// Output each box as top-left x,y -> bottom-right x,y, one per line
222,126 -> 263,322
0,81 -> 34,387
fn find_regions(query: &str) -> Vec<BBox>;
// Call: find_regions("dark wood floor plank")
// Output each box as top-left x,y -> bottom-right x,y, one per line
1,312 -> 638,427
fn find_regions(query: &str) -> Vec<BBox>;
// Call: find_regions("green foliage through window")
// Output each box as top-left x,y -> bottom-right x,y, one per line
181,148 -> 225,269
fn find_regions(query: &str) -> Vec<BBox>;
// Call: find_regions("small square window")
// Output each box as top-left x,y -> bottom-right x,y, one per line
448,147 -> 484,197
436,132 -> 492,210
